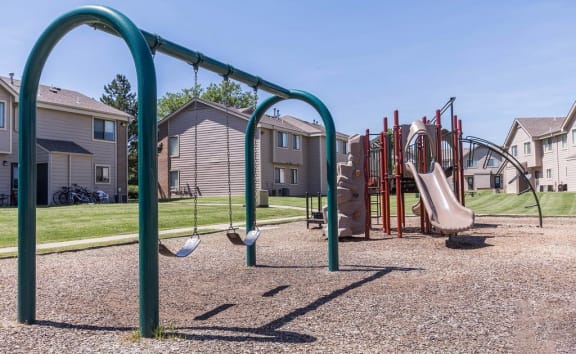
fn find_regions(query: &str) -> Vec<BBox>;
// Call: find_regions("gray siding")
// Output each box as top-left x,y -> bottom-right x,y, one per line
36,108 -> 117,198
0,86 -> 12,153
169,105 -> 247,196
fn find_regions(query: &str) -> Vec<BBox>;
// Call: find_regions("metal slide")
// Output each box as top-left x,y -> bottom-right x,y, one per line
405,161 -> 475,233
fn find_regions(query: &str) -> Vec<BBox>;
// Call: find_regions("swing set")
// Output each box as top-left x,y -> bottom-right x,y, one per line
158,68 -> 260,258
17,5 -> 339,337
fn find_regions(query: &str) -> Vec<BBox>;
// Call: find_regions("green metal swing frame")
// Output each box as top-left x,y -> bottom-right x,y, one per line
17,5 -> 338,338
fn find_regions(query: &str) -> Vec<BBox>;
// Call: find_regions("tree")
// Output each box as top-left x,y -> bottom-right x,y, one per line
157,80 -> 255,118
100,74 -> 138,184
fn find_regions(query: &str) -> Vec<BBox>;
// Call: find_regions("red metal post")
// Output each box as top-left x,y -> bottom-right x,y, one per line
458,119 -> 466,206
393,110 -> 403,237
435,110 -> 442,163
380,121 -> 390,234
452,114 -> 461,203
364,129 -> 371,239
423,117 -> 432,234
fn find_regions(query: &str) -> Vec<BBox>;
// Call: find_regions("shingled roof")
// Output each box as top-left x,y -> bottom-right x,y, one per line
515,117 -> 565,138
159,97 -> 348,137
36,138 -> 92,155
0,76 -> 131,120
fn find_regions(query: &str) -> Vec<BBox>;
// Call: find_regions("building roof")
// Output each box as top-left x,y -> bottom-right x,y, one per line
36,138 -> 92,155
515,117 -> 564,138
159,97 -> 349,138
503,117 -> 565,147
0,76 -> 132,120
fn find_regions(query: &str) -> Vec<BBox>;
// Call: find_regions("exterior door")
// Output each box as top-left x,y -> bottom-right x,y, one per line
37,163 -> 48,205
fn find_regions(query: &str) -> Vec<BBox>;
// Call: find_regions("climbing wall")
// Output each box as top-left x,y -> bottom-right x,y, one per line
332,134 -> 366,237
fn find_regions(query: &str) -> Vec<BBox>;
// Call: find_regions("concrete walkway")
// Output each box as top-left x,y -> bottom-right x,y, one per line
0,214 -> 306,255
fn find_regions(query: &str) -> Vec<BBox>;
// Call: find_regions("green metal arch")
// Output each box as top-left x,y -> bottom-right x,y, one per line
17,5 -> 159,337
245,90 -> 339,271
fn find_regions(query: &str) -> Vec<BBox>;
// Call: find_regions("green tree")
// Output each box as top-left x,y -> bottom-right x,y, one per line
100,74 -> 138,184
157,81 -> 255,118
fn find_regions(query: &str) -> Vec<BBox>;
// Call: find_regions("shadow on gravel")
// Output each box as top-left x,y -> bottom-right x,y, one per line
35,320 -> 134,332
445,236 -> 492,249
170,266 -> 418,344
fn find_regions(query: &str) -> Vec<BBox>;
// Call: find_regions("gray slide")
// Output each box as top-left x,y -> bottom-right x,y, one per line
405,161 -> 474,233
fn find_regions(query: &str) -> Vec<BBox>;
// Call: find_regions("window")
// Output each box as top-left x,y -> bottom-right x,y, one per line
535,170 -> 540,179
546,168 -> 552,179
0,101 -> 5,129
465,159 -> 477,168
573,129 -> 576,144
277,132 -> 288,148
523,142 -> 531,155
467,176 -> 474,189
169,170 -> 179,192
562,134 -> 568,149
274,167 -> 286,184
290,168 -> 298,184
293,135 -> 301,150
544,138 -> 552,152
486,158 -> 497,167
95,165 -> 110,184
336,139 -> 348,154
494,176 -> 501,189
510,145 -> 517,157
168,136 -> 179,157
93,118 -> 115,141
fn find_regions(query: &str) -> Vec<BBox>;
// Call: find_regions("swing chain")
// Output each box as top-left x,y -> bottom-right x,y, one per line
192,64 -> 199,235
252,85 -> 258,230
223,75 -> 234,230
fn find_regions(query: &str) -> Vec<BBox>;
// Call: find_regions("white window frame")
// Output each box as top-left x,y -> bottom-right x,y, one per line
290,168 -> 298,185
544,138 -> 552,153
465,159 -> 477,168
95,165 -> 111,184
572,129 -> 576,145
523,142 -> 531,155
169,170 -> 180,192
292,134 -> 301,150
562,134 -> 568,149
486,158 -> 497,168
0,101 -> 6,130
277,132 -> 288,148
546,168 -> 552,179
341,140 -> 348,154
274,167 -> 286,184
168,136 -> 180,157
510,145 -> 517,157
93,118 -> 116,142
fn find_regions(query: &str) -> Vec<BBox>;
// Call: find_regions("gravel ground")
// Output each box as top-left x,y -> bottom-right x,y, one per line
0,215 -> 575,353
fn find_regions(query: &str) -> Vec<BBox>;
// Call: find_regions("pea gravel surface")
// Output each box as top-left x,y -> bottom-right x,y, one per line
1,216 -> 574,353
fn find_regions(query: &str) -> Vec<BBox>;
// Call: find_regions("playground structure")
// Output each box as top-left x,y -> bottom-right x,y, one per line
360,99 -> 474,238
16,5 -> 340,337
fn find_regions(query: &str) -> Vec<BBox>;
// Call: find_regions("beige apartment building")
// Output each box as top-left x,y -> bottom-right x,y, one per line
503,101 -> 576,193
0,75 -> 130,205
157,98 -> 349,198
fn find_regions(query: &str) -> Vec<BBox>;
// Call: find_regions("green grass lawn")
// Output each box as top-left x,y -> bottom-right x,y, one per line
1,191 -> 575,249
0,197 -> 304,248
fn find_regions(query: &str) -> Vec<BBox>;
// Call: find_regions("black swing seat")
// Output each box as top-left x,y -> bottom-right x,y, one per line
158,236 -> 201,257
226,229 -> 260,247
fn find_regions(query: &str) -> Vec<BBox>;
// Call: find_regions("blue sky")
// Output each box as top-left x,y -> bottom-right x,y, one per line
2,1 -> 576,144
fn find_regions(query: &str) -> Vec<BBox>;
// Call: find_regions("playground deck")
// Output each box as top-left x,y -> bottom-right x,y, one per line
0,216 -> 575,353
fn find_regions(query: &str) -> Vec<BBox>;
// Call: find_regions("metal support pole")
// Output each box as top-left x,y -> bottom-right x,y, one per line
452,114 -> 461,203
380,119 -> 390,234
364,129 -> 371,238
93,26 -> 290,99
393,111 -> 403,238
458,119 -> 466,206
246,90 -> 338,270
17,5 -> 158,337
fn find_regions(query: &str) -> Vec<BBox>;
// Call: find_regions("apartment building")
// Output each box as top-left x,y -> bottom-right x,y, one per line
157,98 -> 349,198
